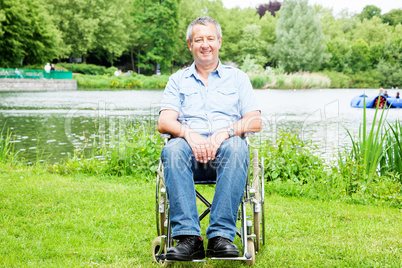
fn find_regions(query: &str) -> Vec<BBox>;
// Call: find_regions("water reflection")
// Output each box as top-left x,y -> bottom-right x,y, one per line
1,89 -> 401,163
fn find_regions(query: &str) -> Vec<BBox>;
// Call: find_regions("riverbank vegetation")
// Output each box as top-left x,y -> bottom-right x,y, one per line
1,0 -> 401,89
74,73 -> 169,90
1,108 -> 401,208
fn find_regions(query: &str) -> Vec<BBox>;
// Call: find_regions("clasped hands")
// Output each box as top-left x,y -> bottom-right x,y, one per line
186,129 -> 229,163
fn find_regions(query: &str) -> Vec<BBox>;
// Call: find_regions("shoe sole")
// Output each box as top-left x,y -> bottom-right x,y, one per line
206,249 -> 239,258
166,250 -> 206,261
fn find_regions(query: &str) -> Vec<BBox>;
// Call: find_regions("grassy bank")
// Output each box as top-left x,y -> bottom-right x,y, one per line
1,168 -> 401,267
74,73 -> 169,90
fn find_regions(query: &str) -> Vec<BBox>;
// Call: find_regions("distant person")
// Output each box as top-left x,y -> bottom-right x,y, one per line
379,88 -> 383,94
44,63 -> 51,79
51,64 -> 55,71
384,90 -> 389,98
15,68 -> 23,78
44,63 -> 51,73
114,70 -> 119,77
396,92 -> 400,99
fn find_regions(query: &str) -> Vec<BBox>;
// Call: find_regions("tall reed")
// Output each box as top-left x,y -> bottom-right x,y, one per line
345,96 -> 388,183
382,120 -> 402,180
0,127 -> 16,163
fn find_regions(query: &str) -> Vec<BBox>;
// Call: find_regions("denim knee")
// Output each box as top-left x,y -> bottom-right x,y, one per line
216,136 -> 249,167
161,138 -> 192,167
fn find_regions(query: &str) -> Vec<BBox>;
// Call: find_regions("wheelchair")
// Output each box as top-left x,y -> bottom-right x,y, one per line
152,133 -> 265,265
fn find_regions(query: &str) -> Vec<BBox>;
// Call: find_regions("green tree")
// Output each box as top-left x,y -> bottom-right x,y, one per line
89,0 -> 131,66
272,0 -> 328,72
382,9 -> 402,26
0,10 -> 5,39
348,39 -> 371,72
174,0 -> 203,65
315,6 -> 345,40
0,0 -> 60,67
323,38 -> 350,72
353,17 -> 392,45
258,11 -> 278,45
131,0 -> 180,72
46,0 -> 98,62
358,5 -> 382,21
237,24 -> 268,66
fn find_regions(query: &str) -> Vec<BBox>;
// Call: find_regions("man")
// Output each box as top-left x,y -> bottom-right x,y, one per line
158,16 -> 262,261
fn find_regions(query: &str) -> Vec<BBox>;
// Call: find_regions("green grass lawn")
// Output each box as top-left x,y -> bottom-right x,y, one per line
1,168 -> 402,267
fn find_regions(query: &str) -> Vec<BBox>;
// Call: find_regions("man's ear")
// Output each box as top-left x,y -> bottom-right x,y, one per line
218,36 -> 222,50
187,39 -> 192,51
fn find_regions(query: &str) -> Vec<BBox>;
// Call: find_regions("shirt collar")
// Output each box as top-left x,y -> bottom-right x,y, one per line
184,60 -> 223,79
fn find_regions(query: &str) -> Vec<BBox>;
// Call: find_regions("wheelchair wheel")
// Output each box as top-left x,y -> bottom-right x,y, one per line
152,236 -> 170,266
252,149 -> 261,253
246,238 -> 256,266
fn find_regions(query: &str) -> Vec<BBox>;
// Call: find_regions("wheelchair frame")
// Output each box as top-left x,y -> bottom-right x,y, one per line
152,133 -> 265,265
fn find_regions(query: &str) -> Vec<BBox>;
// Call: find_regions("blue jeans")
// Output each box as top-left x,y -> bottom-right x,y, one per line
161,136 -> 249,241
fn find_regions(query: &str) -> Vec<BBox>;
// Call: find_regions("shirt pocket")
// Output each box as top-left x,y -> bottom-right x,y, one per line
179,87 -> 202,115
211,88 -> 239,115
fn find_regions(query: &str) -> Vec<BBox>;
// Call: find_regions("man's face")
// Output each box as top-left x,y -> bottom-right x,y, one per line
187,23 -> 222,67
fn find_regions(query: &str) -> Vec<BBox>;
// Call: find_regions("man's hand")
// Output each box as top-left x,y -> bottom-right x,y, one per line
206,129 -> 229,161
185,132 -> 213,163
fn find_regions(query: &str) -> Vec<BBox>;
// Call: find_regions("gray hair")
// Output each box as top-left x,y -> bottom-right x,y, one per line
186,16 -> 222,43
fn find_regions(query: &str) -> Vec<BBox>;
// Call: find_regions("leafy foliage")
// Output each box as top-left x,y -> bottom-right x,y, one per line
0,0 -> 60,67
272,0 -> 328,72
382,9 -> 402,26
262,131 -> 326,183
0,0 -> 401,88
131,0 -> 180,71
50,124 -> 162,177
358,5 -> 382,21
46,0 -> 131,65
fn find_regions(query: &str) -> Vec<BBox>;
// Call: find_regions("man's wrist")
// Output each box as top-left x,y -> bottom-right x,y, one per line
227,127 -> 235,138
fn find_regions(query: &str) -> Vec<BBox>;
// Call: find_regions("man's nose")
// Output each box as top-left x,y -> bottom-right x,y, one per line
201,38 -> 209,47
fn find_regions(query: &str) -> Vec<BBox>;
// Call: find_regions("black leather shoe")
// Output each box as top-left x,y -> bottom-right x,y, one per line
166,235 -> 205,261
206,236 -> 239,258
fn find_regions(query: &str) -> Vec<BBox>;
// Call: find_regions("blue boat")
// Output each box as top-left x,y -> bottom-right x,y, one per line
351,94 -> 402,108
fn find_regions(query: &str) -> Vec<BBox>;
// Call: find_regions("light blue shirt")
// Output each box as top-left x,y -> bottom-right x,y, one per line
160,61 -> 259,137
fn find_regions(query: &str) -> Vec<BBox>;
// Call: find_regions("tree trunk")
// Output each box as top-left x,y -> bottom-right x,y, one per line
171,60 -> 174,74
130,45 -> 135,71
82,54 -> 86,64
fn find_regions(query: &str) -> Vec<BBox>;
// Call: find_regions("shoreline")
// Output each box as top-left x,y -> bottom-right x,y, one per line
0,78 -> 77,91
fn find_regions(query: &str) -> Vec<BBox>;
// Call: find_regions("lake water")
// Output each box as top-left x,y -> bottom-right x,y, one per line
1,88 -> 401,163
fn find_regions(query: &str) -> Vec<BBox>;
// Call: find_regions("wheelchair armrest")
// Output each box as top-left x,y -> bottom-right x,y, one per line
160,134 -> 171,145
243,132 -> 255,138
160,133 -> 171,140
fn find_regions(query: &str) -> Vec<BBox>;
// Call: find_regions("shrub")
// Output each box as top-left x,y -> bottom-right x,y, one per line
58,63 -> 108,75
349,71 -> 381,88
249,74 -> 269,89
261,131 -> 326,183
376,60 -> 402,88
319,70 -> 351,88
